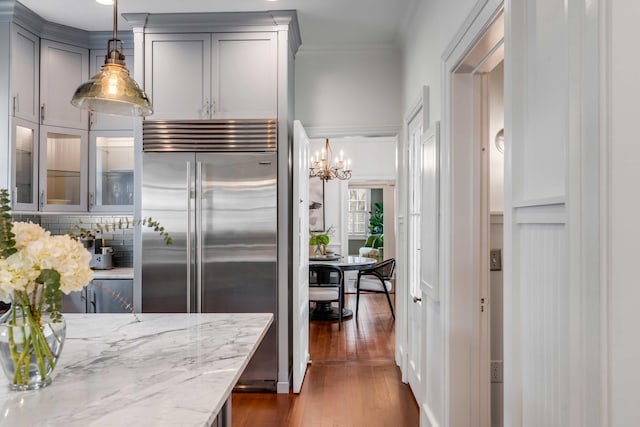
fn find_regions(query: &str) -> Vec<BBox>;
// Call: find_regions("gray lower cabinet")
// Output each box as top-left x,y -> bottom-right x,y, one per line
62,279 -> 133,314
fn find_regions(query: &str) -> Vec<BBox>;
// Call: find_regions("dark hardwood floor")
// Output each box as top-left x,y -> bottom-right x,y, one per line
232,293 -> 419,427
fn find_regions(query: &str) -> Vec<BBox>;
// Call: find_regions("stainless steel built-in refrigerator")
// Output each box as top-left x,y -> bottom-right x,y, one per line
141,120 -> 278,389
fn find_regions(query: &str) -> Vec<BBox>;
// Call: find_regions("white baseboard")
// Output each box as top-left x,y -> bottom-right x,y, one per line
276,381 -> 290,394
421,402 -> 440,427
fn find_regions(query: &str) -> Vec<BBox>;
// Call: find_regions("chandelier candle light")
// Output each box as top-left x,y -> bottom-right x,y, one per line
309,139 -> 352,181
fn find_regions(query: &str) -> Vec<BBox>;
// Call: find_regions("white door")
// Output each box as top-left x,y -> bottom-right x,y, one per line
144,34 -> 211,120
406,105 -> 424,400
292,120 -> 310,393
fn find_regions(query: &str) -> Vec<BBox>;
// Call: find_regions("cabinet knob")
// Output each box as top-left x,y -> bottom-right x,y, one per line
412,295 -> 422,303
39,191 -> 44,208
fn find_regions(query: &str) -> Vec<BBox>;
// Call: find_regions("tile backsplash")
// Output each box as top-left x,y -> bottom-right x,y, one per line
13,214 -> 134,268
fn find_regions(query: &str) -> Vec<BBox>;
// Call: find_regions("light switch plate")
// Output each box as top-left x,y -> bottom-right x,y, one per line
491,360 -> 503,383
490,249 -> 502,271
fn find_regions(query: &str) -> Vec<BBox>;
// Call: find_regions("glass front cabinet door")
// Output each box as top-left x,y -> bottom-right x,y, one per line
11,118 -> 39,211
89,132 -> 134,212
39,126 -> 88,212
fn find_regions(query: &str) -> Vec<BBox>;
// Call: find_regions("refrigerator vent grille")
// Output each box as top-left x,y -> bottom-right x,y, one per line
143,119 -> 277,152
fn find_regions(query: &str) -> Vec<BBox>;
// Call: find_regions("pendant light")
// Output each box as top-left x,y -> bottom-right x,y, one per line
70,0 -> 152,116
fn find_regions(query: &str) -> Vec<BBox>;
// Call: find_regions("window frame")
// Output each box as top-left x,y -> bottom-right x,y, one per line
347,187 -> 371,238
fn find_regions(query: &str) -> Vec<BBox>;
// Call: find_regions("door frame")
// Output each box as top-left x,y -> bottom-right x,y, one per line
440,0 -> 504,425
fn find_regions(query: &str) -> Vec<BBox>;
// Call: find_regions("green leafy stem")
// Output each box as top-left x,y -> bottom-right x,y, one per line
7,287 -> 63,387
69,217 -> 172,245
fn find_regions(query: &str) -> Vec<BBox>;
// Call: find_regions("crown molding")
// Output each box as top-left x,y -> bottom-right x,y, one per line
40,20 -> 90,48
269,10 -> 301,55
0,0 -> 45,35
129,10 -> 299,34
304,125 -> 401,139
121,13 -> 148,32
298,42 -> 400,54
88,30 -> 134,51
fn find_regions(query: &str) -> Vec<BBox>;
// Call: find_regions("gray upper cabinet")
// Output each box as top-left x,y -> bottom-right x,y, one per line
40,39 -> 89,129
211,33 -> 277,119
144,32 -> 277,120
88,131 -> 134,212
88,48 -> 135,131
10,117 -> 39,211
39,126 -> 88,212
11,24 -> 40,124
144,33 -> 211,120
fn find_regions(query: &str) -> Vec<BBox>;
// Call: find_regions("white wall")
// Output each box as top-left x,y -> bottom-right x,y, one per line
504,0 -> 603,425
295,47 -> 402,130
489,62 -> 504,212
609,0 -> 640,424
401,0 -> 477,120
399,1 -> 477,425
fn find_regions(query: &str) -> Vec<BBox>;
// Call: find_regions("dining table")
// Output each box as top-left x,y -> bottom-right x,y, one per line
308,255 -> 377,320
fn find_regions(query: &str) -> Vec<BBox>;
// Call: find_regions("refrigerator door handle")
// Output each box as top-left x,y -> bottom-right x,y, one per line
186,161 -> 192,313
196,160 -> 203,314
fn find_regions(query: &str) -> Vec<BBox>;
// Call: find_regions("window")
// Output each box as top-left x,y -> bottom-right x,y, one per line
348,188 -> 370,236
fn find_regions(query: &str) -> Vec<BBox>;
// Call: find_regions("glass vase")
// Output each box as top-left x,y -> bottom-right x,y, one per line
0,304 -> 66,391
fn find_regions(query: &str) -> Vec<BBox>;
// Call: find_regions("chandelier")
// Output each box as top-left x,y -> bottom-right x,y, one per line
309,138 -> 352,181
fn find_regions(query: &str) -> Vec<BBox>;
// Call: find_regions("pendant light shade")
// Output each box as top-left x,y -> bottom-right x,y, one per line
70,0 -> 152,117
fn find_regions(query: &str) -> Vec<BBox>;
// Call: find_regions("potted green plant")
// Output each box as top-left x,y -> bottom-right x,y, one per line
309,225 -> 335,256
364,203 -> 384,260
368,202 -> 383,235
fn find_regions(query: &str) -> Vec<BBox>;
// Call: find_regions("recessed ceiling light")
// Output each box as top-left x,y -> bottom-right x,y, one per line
96,0 -> 113,5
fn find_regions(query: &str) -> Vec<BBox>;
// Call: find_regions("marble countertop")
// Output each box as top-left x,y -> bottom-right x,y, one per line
91,267 -> 134,280
0,313 -> 273,426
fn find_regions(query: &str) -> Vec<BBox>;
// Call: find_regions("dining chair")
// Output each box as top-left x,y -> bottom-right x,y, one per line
355,258 -> 396,320
309,265 -> 344,329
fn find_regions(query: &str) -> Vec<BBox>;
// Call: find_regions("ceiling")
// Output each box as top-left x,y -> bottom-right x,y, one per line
18,0 -> 415,47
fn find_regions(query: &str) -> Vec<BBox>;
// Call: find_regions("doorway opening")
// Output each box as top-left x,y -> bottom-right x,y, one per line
292,123 -> 401,397
442,2 -> 505,425
307,134 -> 397,301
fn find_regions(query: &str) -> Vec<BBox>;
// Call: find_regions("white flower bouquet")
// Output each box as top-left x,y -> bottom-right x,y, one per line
0,189 -> 93,390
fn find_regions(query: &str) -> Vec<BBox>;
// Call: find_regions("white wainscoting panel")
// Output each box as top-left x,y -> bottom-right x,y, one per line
423,296 -> 443,427
518,222 -> 568,426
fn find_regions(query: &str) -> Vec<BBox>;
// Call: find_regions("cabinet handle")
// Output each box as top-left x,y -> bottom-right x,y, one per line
89,112 -> 95,129
90,290 -> 97,313
39,190 -> 44,208
413,295 -> 422,303
89,192 -> 95,209
40,104 -> 45,123
12,95 -> 17,116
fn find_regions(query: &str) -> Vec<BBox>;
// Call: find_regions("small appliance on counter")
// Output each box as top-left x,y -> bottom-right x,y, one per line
79,237 -> 114,270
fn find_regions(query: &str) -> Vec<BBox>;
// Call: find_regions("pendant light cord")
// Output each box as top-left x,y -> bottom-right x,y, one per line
113,0 -> 118,43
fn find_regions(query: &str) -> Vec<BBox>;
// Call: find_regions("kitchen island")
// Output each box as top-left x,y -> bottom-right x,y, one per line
0,313 -> 273,426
